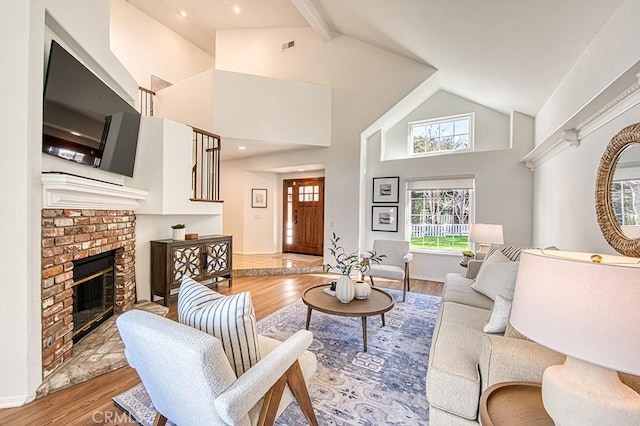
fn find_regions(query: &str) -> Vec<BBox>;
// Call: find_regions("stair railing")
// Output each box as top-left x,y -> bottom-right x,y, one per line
138,86 -> 155,116
192,128 -> 221,202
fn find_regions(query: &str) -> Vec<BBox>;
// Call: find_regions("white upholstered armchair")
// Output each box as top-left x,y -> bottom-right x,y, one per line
363,239 -> 413,302
117,310 -> 318,426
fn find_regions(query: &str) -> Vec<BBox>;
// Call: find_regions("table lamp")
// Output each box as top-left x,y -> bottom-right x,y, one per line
469,223 -> 503,255
510,249 -> 640,426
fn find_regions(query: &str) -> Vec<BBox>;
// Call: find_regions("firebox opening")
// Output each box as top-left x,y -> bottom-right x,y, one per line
72,250 -> 115,344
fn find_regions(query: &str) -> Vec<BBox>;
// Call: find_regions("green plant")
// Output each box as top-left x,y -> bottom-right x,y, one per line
325,232 -> 386,275
462,250 -> 475,258
171,223 -> 186,229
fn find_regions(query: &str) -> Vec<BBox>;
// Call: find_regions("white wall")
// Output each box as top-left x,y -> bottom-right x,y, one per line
535,0 -> 640,146
156,69 -> 332,148
216,29 -> 434,257
215,28 -> 331,85
213,70 -> 331,147
534,105 -> 640,253
155,69 -> 215,132
365,111 -> 534,281
532,0 -> 640,254
109,0 -> 214,88
0,0 -> 45,408
241,172 -> 279,254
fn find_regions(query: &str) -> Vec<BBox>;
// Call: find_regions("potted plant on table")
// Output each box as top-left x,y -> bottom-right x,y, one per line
171,223 -> 186,241
324,232 -> 385,303
460,250 -> 475,267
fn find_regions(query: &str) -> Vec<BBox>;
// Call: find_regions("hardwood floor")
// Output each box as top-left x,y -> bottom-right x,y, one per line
0,273 -> 442,426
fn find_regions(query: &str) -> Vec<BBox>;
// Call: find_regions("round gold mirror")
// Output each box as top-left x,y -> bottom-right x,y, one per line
595,123 -> 640,257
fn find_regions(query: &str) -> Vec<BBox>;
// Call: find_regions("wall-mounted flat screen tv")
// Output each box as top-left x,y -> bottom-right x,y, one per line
42,40 -> 141,177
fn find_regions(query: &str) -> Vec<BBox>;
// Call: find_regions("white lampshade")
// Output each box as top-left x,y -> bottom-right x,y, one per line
468,223 -> 504,245
511,249 -> 640,375
511,249 -> 640,426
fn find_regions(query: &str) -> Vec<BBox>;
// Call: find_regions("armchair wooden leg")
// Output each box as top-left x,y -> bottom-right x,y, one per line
368,276 -> 375,287
258,375 -> 288,426
258,360 -> 318,426
287,360 -> 318,425
402,264 -> 410,302
152,413 -> 168,426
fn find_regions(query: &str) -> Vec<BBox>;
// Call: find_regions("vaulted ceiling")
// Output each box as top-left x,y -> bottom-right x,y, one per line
126,0 -> 622,117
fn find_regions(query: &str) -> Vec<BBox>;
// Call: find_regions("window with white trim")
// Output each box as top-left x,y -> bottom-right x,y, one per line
407,177 -> 475,251
409,113 -> 474,155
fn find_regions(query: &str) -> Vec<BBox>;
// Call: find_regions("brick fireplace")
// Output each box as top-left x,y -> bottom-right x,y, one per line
40,208 -> 137,378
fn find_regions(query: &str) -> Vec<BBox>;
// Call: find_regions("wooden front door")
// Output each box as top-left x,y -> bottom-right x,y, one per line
283,178 -> 324,255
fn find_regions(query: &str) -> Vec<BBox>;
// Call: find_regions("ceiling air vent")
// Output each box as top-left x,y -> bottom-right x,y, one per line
281,40 -> 295,52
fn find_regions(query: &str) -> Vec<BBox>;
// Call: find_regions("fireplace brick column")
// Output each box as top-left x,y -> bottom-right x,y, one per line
41,209 -> 137,378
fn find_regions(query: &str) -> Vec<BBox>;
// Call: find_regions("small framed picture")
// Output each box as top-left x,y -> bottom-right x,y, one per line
372,176 -> 400,203
251,188 -> 267,208
372,206 -> 398,232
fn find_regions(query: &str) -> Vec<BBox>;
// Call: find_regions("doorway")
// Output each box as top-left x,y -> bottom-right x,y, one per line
283,177 -> 325,255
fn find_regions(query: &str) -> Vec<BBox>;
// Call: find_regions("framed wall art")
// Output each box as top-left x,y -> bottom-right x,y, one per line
251,188 -> 268,208
372,176 -> 399,203
372,206 -> 398,232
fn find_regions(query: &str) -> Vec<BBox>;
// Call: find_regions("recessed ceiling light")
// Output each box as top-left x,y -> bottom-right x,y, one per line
179,10 -> 187,17
238,146 -> 246,150
233,5 -> 241,14
297,168 -> 304,172
70,131 -> 81,137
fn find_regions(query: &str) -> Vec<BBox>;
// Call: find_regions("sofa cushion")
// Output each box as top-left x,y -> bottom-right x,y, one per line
426,301 -> 490,420
443,272 -> 494,310
471,251 -> 519,300
178,276 -> 261,377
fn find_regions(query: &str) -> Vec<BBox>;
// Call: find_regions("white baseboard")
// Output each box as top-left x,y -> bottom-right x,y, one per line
0,392 -> 34,408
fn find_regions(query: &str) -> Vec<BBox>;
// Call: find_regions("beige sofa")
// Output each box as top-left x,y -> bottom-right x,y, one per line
426,257 -> 640,425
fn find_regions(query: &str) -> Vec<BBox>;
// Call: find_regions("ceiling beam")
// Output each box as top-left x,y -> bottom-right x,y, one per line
290,0 -> 333,42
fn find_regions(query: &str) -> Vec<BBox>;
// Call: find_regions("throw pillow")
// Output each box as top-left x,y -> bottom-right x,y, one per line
471,250 -> 519,300
485,244 -> 532,261
483,295 -> 512,334
178,276 -> 261,377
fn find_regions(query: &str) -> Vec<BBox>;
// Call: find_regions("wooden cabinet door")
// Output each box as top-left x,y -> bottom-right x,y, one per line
170,244 -> 202,289
283,178 -> 324,255
202,238 -> 232,279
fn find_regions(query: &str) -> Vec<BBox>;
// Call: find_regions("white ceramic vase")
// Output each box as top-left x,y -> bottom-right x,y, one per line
335,274 -> 355,303
172,228 -> 186,241
354,280 -> 372,299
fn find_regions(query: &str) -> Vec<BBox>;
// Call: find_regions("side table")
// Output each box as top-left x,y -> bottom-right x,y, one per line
480,382 -> 553,426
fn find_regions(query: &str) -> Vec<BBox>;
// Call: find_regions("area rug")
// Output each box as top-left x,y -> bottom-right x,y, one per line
113,289 -> 440,425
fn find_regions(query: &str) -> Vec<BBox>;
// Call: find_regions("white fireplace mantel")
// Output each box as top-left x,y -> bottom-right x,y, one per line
41,173 -> 148,210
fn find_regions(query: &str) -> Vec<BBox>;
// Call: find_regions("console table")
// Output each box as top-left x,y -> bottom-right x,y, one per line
150,235 -> 232,305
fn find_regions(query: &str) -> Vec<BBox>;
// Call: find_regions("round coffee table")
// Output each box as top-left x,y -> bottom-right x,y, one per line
302,284 -> 394,352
